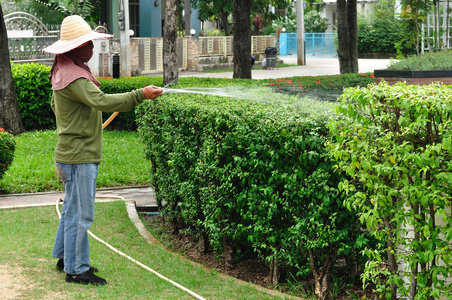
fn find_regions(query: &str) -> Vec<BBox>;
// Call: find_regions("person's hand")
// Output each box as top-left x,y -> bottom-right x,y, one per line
143,85 -> 163,100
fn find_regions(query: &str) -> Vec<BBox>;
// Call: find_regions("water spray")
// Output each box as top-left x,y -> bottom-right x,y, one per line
163,87 -> 241,98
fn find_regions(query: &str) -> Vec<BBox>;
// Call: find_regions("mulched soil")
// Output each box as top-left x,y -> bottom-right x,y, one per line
142,215 -> 376,300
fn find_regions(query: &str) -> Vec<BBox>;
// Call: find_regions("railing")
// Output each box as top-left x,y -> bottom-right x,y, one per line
6,12 -> 60,63
278,32 -> 337,56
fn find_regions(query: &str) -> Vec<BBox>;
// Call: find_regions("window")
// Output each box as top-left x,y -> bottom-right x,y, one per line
129,0 -> 140,37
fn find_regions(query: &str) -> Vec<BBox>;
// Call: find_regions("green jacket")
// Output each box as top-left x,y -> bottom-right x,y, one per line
51,78 -> 145,164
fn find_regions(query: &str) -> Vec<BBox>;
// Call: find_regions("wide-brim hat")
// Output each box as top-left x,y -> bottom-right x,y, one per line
42,15 -> 113,54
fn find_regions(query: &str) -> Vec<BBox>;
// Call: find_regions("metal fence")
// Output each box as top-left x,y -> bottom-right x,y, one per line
6,12 -> 60,64
278,32 -> 337,56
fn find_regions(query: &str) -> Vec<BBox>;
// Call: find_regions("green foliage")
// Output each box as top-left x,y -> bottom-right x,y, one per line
358,16 -> 414,54
329,81 -> 452,299
136,85 -> 374,296
388,50 -> 452,70
33,0 -> 102,24
304,10 -> 328,33
399,0 -> 433,54
11,63 -> 55,130
0,128 -> 16,181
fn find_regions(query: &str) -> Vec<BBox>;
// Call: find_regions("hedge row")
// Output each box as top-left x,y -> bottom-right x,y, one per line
329,81 -> 452,299
135,89 -> 375,295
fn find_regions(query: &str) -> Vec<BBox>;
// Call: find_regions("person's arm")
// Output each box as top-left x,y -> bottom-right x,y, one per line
68,78 -> 162,112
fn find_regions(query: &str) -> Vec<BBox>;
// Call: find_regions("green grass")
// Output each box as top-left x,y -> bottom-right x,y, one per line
0,201 -> 283,299
0,130 -> 151,194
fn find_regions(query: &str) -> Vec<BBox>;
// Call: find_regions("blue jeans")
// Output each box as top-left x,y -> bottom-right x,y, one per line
52,163 -> 99,275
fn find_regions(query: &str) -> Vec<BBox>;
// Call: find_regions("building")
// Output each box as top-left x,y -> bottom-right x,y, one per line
315,0 -> 379,32
98,0 -> 201,38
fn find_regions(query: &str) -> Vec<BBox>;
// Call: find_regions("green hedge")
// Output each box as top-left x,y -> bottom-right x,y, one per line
329,81 -> 452,299
358,16 -> 414,55
136,88 -> 375,296
11,63 -> 54,130
0,128 -> 16,181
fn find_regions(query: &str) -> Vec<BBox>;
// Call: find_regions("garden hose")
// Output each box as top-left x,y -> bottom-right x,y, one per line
55,197 -> 206,300
54,114 -> 206,300
102,112 -> 119,129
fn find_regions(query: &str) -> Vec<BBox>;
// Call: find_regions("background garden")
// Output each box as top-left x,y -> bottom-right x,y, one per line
1,57 -> 452,300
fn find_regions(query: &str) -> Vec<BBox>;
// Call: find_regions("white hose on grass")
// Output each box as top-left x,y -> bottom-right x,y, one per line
55,197 -> 206,300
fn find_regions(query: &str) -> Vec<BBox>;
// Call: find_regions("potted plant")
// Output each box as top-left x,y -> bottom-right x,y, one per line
374,50 -> 452,85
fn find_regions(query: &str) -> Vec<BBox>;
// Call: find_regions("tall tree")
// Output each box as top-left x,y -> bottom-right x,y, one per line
163,0 -> 179,86
336,0 -> 358,73
0,4 -> 25,135
232,0 -> 252,79
191,0 -> 233,35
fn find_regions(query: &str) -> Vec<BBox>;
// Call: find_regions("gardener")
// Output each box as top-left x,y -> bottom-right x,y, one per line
42,15 -> 163,285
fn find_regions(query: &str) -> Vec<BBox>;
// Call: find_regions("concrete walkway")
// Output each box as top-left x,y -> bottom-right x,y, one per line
177,55 -> 392,79
0,186 -> 156,210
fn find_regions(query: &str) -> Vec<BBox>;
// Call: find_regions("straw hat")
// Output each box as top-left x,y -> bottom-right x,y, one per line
42,15 -> 113,54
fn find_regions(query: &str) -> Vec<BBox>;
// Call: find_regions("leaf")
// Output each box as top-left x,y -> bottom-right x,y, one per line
390,155 -> 395,164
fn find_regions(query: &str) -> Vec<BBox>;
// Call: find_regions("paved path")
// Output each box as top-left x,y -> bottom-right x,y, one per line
0,55 -> 392,210
0,186 -> 156,210
178,55 -> 392,79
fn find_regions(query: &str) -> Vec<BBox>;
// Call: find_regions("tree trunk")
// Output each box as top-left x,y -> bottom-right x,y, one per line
267,256 -> 281,285
232,0 -> 252,79
163,0 -> 179,86
0,4 -> 25,135
309,246 -> 337,299
198,231 -> 209,254
336,0 -> 358,74
223,235 -> 234,270
219,9 -> 230,36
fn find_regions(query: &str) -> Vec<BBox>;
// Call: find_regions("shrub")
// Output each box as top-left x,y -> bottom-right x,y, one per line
388,50 -> 452,70
358,17 -> 414,55
11,63 -> 54,130
0,128 -> 16,181
329,81 -> 452,299
136,87 -> 375,298
304,10 -> 328,33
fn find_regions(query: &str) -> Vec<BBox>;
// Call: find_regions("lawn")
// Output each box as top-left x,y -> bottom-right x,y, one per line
0,130 -> 152,194
0,201 -> 285,299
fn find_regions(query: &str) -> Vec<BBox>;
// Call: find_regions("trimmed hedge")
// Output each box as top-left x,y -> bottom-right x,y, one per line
11,63 -> 54,130
0,128 -> 16,181
136,88 -> 375,296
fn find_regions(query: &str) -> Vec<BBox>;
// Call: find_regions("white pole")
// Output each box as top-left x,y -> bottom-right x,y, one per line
119,0 -> 131,77
297,0 -> 305,65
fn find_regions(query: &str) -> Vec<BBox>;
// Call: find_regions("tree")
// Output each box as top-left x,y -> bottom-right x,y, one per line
32,0 -> 103,24
336,0 -> 358,73
399,0 -> 433,54
163,0 -> 179,86
232,0 -> 252,79
191,0 -> 233,35
0,4 -> 25,135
